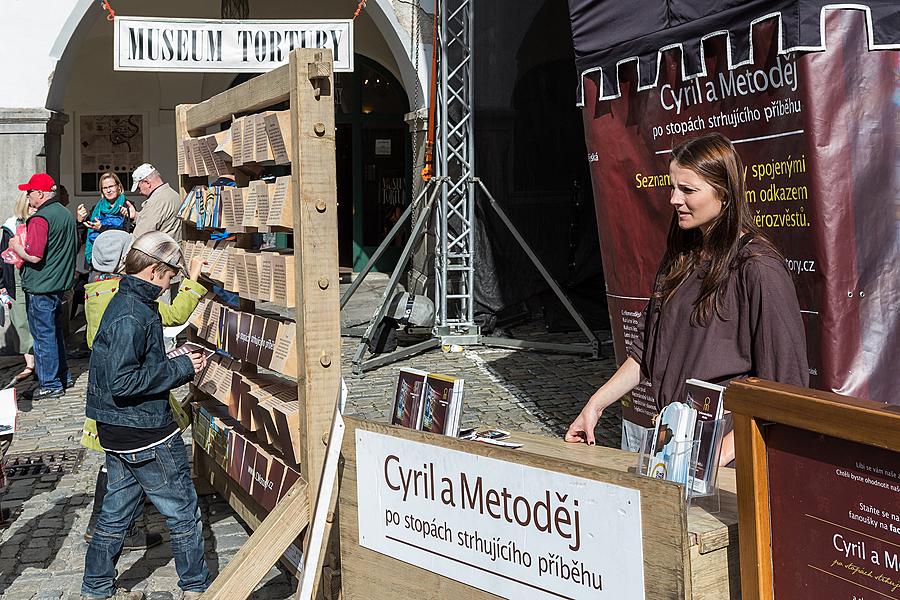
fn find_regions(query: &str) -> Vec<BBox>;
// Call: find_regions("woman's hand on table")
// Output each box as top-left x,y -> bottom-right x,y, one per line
565,401 -> 604,446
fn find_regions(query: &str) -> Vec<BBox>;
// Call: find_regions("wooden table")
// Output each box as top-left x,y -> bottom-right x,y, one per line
339,419 -> 740,599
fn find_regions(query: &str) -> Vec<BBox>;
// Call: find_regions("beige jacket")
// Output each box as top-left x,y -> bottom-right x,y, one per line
133,182 -> 183,244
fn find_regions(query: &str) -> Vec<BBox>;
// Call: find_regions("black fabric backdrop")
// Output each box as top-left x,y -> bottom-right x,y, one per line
568,0 -> 900,104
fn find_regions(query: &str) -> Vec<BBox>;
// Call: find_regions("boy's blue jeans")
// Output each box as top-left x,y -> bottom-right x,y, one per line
81,435 -> 211,598
25,291 -> 69,391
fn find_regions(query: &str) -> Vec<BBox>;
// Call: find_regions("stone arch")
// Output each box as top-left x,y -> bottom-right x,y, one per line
45,0 -> 426,112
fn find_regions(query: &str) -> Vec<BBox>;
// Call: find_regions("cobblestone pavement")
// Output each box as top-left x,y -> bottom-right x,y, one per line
0,276 -> 619,599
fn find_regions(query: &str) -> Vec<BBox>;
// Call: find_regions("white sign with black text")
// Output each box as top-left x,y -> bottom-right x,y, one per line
356,430 -> 645,599
114,16 -> 353,73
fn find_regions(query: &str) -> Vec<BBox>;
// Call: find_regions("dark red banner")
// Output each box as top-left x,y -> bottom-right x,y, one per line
580,11 -> 899,440
767,424 -> 900,598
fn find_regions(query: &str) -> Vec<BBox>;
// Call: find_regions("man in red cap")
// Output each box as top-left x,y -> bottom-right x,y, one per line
8,173 -> 77,399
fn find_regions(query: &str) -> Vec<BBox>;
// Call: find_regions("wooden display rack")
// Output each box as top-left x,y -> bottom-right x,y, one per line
174,48 -> 341,599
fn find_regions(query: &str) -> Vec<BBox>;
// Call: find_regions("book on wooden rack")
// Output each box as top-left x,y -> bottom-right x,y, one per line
390,369 -> 464,437
166,341 -> 215,361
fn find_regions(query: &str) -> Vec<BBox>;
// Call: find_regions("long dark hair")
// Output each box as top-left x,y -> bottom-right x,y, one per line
657,133 -> 778,325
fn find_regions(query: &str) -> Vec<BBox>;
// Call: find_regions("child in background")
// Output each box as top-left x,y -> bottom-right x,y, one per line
81,231 -> 211,600
80,230 -> 208,553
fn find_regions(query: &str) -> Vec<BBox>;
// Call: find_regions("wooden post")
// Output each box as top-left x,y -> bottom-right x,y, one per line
289,47 -> 341,600
176,49 -> 342,600
732,412 -> 773,600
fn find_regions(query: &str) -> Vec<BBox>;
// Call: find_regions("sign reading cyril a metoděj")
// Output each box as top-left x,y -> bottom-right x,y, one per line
355,430 -> 646,599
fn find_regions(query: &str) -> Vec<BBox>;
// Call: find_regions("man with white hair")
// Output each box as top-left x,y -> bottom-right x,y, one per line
8,173 -> 77,399
130,163 -> 183,301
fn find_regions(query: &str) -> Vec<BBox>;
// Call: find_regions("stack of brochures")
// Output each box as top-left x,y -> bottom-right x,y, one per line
647,402 -> 697,484
644,378 -> 726,494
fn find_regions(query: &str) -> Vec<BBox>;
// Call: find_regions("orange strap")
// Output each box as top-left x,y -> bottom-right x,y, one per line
421,7 -> 439,181
353,1 -> 366,19
100,0 -> 116,21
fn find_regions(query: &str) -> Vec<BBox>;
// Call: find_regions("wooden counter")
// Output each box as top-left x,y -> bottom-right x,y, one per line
339,418 -> 740,599
505,431 -> 740,599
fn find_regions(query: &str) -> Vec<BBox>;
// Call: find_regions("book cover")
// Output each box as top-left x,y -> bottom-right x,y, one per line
391,368 -> 427,429
420,374 -> 456,435
166,342 -> 214,361
684,378 -> 726,494
257,317 -> 280,370
245,314 -> 266,365
239,440 -> 258,492
0,388 -> 17,434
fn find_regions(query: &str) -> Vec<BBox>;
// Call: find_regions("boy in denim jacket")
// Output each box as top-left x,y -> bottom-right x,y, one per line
81,231 -> 210,600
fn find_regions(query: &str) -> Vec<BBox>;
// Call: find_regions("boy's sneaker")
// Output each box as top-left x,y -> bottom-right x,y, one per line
122,528 -> 163,551
32,387 -> 64,400
81,590 -> 144,600
180,592 -> 203,600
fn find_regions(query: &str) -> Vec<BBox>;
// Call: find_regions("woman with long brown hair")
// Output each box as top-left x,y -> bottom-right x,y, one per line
565,133 -> 808,465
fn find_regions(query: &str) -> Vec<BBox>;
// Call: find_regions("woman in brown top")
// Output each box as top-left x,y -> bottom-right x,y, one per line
565,133 -> 808,465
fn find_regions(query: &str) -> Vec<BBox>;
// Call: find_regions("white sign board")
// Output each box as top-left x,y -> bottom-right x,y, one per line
114,17 -> 353,73
356,430 -> 646,599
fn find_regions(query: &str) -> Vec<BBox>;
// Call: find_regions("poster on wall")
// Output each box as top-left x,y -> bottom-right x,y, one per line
767,425 -> 900,598
78,114 -> 146,195
567,3 -> 900,447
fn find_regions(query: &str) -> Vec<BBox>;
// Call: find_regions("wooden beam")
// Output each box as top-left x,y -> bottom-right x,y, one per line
185,63 -> 291,133
726,378 -> 900,451
289,47 -> 341,600
731,413 -> 774,600
201,477 -> 310,600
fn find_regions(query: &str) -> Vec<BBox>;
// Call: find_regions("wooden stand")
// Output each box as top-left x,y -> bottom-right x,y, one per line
175,48 -> 341,599
338,418 -> 741,599
728,378 -> 900,600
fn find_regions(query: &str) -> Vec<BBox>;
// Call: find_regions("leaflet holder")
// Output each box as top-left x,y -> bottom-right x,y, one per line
635,418 -> 725,512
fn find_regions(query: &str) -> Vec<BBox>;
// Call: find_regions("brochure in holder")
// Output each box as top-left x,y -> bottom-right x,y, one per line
636,415 -> 725,509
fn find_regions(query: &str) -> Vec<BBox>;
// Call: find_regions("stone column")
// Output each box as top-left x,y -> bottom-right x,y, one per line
0,108 -> 68,354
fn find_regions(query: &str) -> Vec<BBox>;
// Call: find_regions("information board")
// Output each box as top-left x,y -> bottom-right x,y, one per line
355,429 -> 646,599
768,425 -> 900,598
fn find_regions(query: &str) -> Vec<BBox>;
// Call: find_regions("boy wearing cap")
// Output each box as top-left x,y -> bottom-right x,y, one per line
8,173 -> 77,400
82,231 -> 211,600
80,230 -> 209,553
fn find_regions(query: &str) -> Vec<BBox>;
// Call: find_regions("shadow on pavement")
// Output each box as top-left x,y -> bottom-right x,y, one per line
0,492 -> 90,595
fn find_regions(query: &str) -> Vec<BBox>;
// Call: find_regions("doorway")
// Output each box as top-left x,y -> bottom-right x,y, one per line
334,55 -> 411,271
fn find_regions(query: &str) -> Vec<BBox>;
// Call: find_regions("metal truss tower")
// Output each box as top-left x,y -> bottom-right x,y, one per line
434,0 -> 479,344
343,0 -> 599,373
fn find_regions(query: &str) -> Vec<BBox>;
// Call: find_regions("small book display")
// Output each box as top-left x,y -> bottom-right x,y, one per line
177,177 -> 294,231
390,368 -> 465,437
637,378 -> 726,504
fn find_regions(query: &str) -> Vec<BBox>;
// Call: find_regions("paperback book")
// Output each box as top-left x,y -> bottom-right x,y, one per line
684,378 -> 726,494
390,369 -> 464,436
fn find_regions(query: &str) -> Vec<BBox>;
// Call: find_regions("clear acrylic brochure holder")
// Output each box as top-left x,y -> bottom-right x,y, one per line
635,417 -> 724,512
